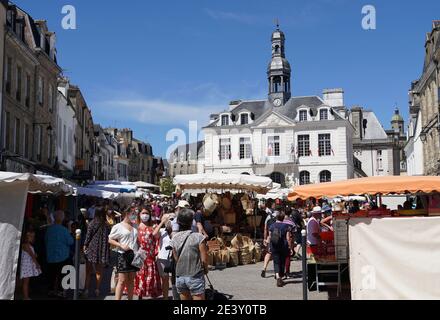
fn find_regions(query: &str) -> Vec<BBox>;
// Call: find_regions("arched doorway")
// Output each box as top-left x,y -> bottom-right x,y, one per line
269,172 -> 285,187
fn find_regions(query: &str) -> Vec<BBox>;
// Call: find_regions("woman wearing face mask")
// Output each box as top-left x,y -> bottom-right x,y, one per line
134,209 -> 162,299
108,209 -> 139,300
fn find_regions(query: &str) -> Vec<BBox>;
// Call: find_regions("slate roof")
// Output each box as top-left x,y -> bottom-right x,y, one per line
205,95 -> 344,128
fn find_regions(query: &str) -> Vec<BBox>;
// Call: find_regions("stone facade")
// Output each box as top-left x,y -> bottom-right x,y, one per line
168,141 -> 204,177
349,106 -> 405,177
411,21 -> 440,176
0,4 -> 61,175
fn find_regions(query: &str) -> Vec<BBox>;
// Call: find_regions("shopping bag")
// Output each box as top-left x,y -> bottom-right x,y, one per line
131,248 -> 147,269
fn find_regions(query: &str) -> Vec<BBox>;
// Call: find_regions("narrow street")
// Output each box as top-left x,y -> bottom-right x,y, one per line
101,261 -> 328,301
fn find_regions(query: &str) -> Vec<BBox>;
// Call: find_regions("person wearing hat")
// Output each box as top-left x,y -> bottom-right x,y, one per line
170,200 -> 190,237
307,207 -> 322,252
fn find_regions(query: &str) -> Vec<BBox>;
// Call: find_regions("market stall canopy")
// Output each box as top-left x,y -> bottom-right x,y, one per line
74,187 -> 120,199
256,183 -> 290,200
86,183 -> 136,193
0,172 -> 74,195
288,176 -> 440,200
121,181 -> 160,189
174,173 -> 273,195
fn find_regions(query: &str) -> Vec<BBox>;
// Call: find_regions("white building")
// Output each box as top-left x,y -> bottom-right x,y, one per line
201,27 -> 355,187
56,79 -> 76,174
405,84 -> 424,176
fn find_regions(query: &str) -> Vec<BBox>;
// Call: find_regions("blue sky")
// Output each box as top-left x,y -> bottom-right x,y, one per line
13,0 -> 440,158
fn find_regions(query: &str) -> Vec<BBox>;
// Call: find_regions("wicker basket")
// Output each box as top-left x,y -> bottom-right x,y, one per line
239,246 -> 253,265
224,211 -> 236,224
231,234 -> 244,249
228,247 -> 239,267
253,243 -> 262,262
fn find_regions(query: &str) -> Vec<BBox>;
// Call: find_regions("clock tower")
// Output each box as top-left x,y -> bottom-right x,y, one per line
267,23 -> 291,106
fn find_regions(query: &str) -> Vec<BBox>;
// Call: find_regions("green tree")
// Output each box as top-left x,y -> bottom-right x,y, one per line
160,177 -> 175,196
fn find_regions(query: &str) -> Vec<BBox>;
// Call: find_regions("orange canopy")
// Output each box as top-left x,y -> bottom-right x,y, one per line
288,176 -> 440,200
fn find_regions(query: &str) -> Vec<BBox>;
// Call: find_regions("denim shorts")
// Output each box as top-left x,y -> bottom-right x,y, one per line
176,274 -> 205,296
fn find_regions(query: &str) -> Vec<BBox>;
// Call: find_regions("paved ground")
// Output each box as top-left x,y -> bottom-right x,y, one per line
101,260 -> 328,300
22,260 -> 339,300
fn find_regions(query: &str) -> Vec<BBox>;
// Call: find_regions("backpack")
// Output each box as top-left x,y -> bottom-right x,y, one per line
266,216 -> 277,229
270,223 -> 283,248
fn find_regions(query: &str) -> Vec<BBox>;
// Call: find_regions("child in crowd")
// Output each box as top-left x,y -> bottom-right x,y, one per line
20,229 -> 42,300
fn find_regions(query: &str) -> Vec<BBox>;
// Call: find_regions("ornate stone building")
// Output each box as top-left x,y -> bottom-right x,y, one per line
410,21 -> 440,175
202,26 -> 355,187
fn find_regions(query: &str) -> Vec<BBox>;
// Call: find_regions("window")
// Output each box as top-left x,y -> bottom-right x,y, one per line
240,113 -> 249,125
48,85 -> 53,112
221,115 -> 229,126
299,171 -> 310,185
14,118 -> 20,155
16,65 -> 22,102
37,76 -> 44,105
270,172 -> 285,186
299,110 -> 308,122
320,170 -> 331,183
36,125 -> 42,161
320,109 -> 328,120
24,123 -> 30,158
219,138 -> 231,160
4,112 -> 11,151
63,125 -> 67,162
25,73 -> 31,107
239,137 -> 251,159
377,150 -> 383,170
68,128 -> 73,157
318,134 -> 332,156
268,136 -> 280,156
47,132 -> 52,163
297,135 -> 310,157
5,57 -> 12,94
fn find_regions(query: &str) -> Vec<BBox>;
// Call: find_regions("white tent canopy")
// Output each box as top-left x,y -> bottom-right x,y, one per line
0,172 -> 74,195
85,183 -> 136,193
174,173 -> 273,195
121,181 -> 159,189
74,187 -> 120,199
0,172 -> 73,300
256,183 -> 290,200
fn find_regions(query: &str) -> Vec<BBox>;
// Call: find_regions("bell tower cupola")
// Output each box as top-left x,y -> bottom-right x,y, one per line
267,22 -> 291,106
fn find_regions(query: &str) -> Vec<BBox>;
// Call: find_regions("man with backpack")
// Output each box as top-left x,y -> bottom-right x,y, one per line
269,210 -> 292,287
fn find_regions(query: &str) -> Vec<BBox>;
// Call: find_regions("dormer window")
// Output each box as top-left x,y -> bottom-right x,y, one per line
320,109 -> 329,120
299,110 -> 308,122
221,114 -> 229,126
240,113 -> 249,125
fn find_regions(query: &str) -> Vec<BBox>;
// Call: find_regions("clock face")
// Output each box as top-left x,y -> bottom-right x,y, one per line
273,98 -> 282,107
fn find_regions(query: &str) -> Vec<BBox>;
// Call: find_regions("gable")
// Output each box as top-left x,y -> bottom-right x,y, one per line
253,111 -> 294,128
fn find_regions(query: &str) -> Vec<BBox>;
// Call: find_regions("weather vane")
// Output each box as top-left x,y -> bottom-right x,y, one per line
275,18 -> 280,30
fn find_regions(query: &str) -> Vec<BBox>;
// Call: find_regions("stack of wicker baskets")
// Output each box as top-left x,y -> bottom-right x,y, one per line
230,234 -> 262,265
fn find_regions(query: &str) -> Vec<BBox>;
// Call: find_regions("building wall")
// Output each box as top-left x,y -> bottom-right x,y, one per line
56,90 -> 75,172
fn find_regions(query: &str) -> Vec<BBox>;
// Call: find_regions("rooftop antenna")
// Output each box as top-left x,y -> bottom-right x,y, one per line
275,18 -> 280,30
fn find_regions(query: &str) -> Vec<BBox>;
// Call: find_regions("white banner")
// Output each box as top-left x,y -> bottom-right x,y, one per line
349,217 -> 440,300
0,181 -> 29,300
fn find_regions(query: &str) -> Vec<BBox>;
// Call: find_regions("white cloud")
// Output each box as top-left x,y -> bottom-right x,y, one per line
93,98 -> 222,127
204,8 -> 259,25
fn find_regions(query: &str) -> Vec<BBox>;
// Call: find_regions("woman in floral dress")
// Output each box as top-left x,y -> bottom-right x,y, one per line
135,209 -> 162,299
83,207 -> 111,298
